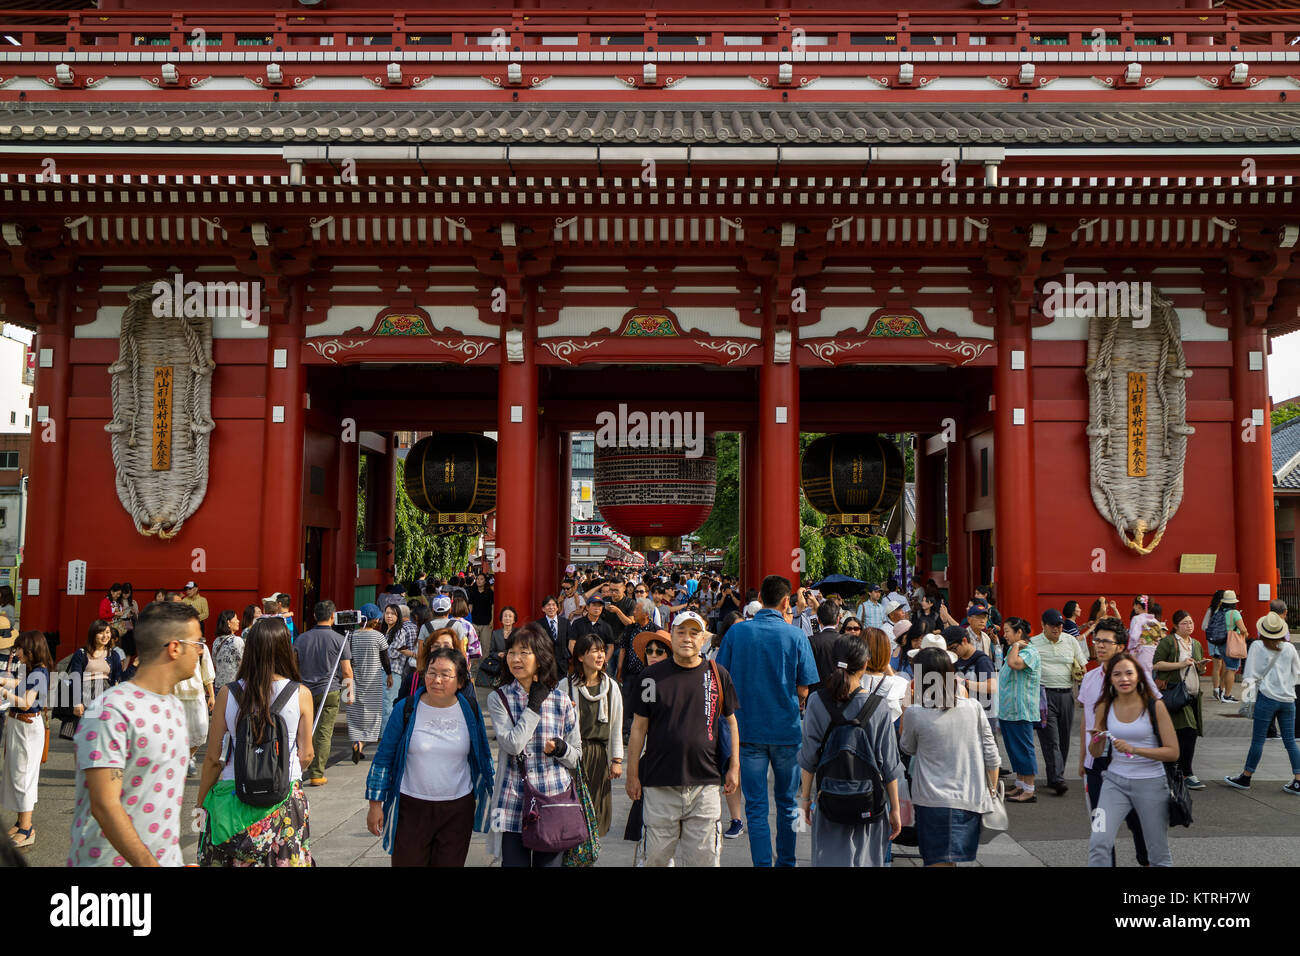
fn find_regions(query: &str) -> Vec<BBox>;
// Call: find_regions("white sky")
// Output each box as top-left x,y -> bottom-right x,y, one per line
1271,330 -> 1300,403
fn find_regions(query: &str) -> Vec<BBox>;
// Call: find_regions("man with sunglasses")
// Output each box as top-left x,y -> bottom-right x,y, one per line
1078,617 -> 1158,867
69,601 -> 201,866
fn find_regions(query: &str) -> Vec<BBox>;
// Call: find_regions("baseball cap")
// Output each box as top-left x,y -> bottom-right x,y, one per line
360,603 -> 382,621
565,564 -> 576,575
1042,608 -> 1065,626
671,610 -> 708,631
432,595 -> 452,613
586,595 -> 605,607
184,581 -> 197,589
968,602 -> 990,617
883,599 -> 905,616
869,583 -> 883,592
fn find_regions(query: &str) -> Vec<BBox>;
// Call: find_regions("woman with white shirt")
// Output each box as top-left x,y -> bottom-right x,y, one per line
900,646 -> 1001,867
860,626 -> 910,721
196,616 -> 316,866
365,646 -> 495,866
1087,652 -> 1180,867
1224,612 -> 1300,795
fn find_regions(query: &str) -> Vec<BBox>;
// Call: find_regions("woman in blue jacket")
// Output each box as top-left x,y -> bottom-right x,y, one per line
365,644 -> 493,866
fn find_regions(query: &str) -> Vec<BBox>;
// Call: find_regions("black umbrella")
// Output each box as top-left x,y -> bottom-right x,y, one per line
811,574 -> 868,597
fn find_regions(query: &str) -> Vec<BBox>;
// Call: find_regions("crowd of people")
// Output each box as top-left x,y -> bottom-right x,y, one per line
0,564 -> 1295,869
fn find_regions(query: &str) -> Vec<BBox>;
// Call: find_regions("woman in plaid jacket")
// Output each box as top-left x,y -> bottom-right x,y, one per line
486,622 -> 582,867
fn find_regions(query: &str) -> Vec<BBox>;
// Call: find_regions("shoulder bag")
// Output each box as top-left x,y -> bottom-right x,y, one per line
1238,644 -> 1288,719
982,777 -> 1009,833
1147,700 -> 1193,828
1225,612 -> 1248,661
495,688 -> 589,854
708,660 -> 731,762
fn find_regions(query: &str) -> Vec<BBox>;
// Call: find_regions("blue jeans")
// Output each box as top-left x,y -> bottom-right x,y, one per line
1245,694 -> 1300,775
739,742 -> 800,867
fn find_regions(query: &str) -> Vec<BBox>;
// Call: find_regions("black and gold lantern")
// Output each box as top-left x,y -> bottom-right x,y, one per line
801,434 -> 904,537
403,433 -> 497,536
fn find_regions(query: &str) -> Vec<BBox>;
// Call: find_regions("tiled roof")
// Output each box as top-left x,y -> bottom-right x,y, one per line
1274,413 -> 1300,489
4,102 -> 1300,146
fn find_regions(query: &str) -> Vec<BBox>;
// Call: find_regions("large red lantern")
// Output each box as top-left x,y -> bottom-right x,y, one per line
594,436 -> 717,552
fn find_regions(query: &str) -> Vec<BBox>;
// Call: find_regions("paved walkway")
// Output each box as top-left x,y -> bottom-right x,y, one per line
14,692 -> 1300,867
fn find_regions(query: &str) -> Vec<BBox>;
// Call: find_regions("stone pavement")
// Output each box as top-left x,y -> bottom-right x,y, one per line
13,692 -> 1300,867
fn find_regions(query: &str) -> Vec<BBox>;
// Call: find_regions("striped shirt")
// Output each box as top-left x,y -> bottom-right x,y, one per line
1030,632 -> 1087,690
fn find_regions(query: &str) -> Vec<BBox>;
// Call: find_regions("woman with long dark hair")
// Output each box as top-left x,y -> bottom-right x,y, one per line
196,616 -> 316,867
211,610 -> 244,693
797,633 -> 902,866
384,603 -> 419,725
119,583 -> 140,631
486,622 -> 581,867
66,618 -> 125,726
558,632 -> 624,836
901,646 -> 1000,867
1086,651 -> 1179,866
0,630 -> 54,847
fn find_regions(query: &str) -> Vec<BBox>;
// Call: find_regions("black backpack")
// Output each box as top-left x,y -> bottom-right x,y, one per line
813,682 -> 888,827
1205,609 -> 1227,646
227,681 -> 299,808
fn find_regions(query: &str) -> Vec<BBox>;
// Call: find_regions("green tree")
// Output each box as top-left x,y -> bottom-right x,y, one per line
359,451 -> 477,582
1273,403 -> 1300,427
695,431 -> 739,549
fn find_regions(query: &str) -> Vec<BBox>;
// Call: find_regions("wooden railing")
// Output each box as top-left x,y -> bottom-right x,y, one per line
1,7 -> 1299,53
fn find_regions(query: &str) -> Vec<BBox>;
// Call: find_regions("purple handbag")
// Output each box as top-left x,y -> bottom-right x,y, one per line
517,754 -> 589,854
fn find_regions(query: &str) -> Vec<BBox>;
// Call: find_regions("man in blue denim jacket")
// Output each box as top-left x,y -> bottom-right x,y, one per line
716,574 -> 818,867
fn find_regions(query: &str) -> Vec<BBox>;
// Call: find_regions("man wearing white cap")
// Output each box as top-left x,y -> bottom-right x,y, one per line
716,575 -> 819,868
181,581 -> 209,633
627,610 -> 739,867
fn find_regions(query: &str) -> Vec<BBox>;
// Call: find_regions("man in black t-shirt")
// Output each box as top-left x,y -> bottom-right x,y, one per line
467,572 -> 494,652
571,596 -> 614,670
627,611 -> 740,867
944,625 -> 998,730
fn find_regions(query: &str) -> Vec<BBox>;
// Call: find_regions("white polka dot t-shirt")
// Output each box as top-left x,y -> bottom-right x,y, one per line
67,683 -> 191,867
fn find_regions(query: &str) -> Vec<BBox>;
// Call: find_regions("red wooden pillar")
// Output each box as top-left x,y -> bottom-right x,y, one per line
335,431 -> 360,608
373,433 -> 398,588
496,317 -> 539,621
534,419 -> 559,605
946,431 -> 968,605
557,431 -> 572,582
758,333 -> 800,588
992,287 -> 1039,619
739,429 -> 758,589
258,282 -> 306,601
23,278 -> 72,633
1230,285 -> 1278,624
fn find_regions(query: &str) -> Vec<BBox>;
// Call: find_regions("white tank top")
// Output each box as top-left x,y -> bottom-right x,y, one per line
220,678 -> 303,782
1105,703 -> 1165,780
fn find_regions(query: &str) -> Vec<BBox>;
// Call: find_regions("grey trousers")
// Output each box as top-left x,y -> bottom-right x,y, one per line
1036,687 -> 1075,785
1087,771 -> 1171,867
